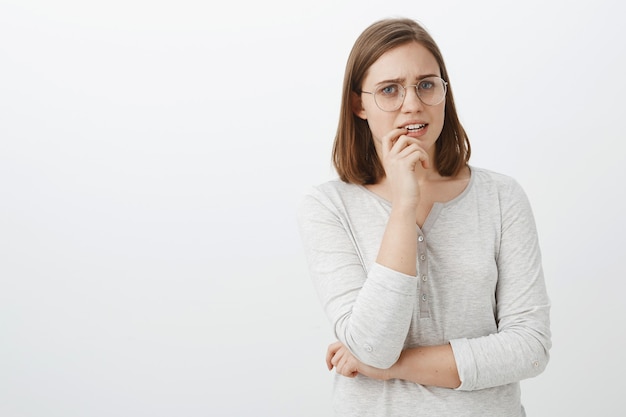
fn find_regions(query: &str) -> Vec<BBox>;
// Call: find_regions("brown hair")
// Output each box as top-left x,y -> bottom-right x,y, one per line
332,18 -> 471,184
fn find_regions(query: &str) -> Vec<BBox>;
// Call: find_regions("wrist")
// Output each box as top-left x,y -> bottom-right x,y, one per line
383,364 -> 396,381
389,203 -> 418,221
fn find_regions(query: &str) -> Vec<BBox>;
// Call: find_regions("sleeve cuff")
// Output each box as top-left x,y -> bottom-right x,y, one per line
367,262 -> 417,295
449,338 -> 476,391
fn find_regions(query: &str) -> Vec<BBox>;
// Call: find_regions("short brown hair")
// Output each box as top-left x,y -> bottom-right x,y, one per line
332,18 -> 471,184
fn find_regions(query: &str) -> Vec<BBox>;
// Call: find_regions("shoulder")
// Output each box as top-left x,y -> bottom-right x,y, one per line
469,166 -> 534,217
300,179 -> 367,206
471,166 -> 518,187
297,179 -> 365,218
470,166 -> 527,198
311,178 -> 359,196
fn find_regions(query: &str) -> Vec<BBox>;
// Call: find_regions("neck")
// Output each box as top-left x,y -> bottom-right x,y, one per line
413,163 -> 440,183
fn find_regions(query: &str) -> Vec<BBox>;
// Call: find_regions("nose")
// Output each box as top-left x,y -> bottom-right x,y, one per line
401,85 -> 424,112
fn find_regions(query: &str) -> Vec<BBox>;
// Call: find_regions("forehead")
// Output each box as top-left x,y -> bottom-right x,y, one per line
363,41 -> 440,85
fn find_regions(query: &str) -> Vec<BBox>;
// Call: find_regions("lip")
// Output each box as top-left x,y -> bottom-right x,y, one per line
399,121 -> 428,128
399,121 -> 429,138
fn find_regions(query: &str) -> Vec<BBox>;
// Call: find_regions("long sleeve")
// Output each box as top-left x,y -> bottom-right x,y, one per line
450,178 -> 552,391
297,185 -> 416,368
297,170 -> 550,416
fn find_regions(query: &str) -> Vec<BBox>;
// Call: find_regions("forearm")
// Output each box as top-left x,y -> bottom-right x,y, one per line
376,205 -> 418,276
298,193 -> 417,369
387,344 -> 460,389
338,262 -> 415,368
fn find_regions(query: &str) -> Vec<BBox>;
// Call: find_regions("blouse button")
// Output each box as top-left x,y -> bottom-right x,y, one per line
420,255 -> 426,261
422,275 -> 427,282
418,236 -> 424,242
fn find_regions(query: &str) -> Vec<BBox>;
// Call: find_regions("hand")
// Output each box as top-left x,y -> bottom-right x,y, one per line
326,341 -> 392,380
381,128 -> 430,207
326,341 -> 359,378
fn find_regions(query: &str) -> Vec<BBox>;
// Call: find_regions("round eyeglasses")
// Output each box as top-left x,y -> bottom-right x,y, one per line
360,76 -> 448,111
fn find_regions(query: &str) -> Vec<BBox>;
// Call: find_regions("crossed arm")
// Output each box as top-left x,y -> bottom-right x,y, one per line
326,341 -> 461,389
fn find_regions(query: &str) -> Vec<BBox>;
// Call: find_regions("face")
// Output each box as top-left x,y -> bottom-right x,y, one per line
353,41 -> 445,158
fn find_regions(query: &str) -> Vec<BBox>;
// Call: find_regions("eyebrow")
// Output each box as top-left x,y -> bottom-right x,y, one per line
374,73 -> 440,87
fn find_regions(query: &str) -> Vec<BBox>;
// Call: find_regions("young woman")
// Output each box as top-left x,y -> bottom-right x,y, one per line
297,17 -> 551,416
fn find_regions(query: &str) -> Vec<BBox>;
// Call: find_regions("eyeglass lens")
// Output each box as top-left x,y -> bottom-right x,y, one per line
374,77 -> 446,111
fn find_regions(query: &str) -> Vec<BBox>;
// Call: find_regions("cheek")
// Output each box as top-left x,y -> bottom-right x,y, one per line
365,113 -> 395,142
430,104 -> 446,129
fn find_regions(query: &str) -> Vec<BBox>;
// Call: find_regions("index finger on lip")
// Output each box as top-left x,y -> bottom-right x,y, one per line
382,127 -> 409,150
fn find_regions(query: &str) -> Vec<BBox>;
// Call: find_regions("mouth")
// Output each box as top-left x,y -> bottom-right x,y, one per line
403,123 -> 427,132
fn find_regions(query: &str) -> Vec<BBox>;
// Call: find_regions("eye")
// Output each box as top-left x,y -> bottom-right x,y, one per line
418,79 -> 435,90
377,84 -> 401,96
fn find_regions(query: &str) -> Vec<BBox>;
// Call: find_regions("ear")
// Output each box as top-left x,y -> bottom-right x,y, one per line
350,91 -> 367,120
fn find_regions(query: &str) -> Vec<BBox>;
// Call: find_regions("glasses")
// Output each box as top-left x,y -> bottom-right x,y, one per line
360,76 -> 448,111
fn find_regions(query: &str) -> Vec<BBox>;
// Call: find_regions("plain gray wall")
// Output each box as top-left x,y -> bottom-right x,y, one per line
1,0 -> 625,415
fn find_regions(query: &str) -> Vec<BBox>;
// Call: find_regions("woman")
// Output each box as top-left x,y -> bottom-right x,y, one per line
297,18 -> 551,416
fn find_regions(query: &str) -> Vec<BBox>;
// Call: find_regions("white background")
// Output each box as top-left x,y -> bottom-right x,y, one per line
1,0 -> 625,416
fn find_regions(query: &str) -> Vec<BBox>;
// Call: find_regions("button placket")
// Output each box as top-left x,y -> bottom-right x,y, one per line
417,233 -> 430,318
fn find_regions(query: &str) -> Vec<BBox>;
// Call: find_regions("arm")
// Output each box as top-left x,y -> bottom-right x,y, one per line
326,179 -> 551,390
327,341 -> 461,389
376,129 -> 430,276
298,131 -> 430,368
376,203 -> 418,276
298,191 -> 416,369
390,344 -> 460,388
450,179 -> 551,390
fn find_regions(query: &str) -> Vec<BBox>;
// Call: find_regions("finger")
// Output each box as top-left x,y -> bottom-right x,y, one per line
418,151 -> 430,169
326,341 -> 342,370
381,128 -> 409,154
392,133 -> 425,149
389,135 -> 427,160
338,355 -> 358,378
396,143 -> 423,158
397,143 -> 430,169
331,347 -> 345,367
337,355 -> 348,376
402,138 -> 430,169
